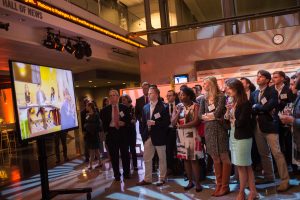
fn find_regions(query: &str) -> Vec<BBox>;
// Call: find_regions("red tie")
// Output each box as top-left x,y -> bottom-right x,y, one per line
113,105 -> 119,129
145,96 -> 149,104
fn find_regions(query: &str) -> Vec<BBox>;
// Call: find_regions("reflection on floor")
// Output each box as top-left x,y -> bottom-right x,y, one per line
1,157 -> 300,200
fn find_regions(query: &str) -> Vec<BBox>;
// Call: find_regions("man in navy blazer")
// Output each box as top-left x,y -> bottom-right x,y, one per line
165,90 -> 179,174
137,86 -> 170,186
100,89 -> 131,181
251,70 -> 289,192
271,71 -> 295,171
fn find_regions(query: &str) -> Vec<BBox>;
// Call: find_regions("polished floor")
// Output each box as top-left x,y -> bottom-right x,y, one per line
1,155 -> 300,200
1,130 -> 300,199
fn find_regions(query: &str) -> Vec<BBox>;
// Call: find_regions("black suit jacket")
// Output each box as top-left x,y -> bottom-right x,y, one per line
100,104 -> 131,133
251,86 -> 278,133
293,94 -> 300,132
271,84 -> 294,130
141,100 -> 170,146
234,101 -> 253,139
270,84 -> 294,113
135,95 -> 147,122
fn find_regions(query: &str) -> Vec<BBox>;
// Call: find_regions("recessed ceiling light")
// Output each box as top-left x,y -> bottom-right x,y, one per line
122,83 -> 126,85
88,80 -> 92,83
75,85 -> 79,87
94,86 -> 97,87
107,81 -> 111,84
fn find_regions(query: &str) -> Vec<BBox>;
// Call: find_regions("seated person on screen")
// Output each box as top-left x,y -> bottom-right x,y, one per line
60,88 -> 76,130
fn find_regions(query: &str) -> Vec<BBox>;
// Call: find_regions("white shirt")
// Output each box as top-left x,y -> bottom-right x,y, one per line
275,83 -> 285,97
110,104 -> 119,127
150,100 -> 158,119
258,85 -> 267,101
168,102 -> 175,116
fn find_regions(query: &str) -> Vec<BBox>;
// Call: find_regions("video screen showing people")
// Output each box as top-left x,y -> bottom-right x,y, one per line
10,61 -> 78,140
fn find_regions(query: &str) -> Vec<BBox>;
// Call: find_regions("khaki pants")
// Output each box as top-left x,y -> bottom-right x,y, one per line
143,138 -> 167,182
255,122 -> 289,183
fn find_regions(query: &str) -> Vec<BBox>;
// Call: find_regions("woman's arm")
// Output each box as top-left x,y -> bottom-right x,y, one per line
179,104 -> 200,128
171,106 -> 180,126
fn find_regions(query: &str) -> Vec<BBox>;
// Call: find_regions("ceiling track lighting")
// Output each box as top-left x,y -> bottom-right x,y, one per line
42,27 -> 92,59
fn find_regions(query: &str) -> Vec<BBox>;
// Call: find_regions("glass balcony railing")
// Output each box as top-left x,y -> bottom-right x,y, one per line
64,0 -> 146,33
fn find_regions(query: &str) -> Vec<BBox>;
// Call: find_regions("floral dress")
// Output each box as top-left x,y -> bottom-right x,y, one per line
176,103 -> 204,160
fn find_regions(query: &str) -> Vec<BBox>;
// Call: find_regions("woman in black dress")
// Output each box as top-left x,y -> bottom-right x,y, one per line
84,102 -> 103,170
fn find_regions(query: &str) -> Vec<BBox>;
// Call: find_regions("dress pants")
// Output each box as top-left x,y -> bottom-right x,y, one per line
254,122 -> 289,183
55,132 -> 67,161
106,127 -> 130,178
166,127 -> 177,170
279,126 -> 293,166
144,138 -> 167,182
128,126 -> 137,168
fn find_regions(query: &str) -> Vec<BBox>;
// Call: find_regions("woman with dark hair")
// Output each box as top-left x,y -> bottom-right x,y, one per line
225,78 -> 258,200
121,94 -> 138,171
172,87 -> 203,192
102,97 -> 109,108
240,77 -> 256,100
84,102 -> 103,170
199,76 -> 231,197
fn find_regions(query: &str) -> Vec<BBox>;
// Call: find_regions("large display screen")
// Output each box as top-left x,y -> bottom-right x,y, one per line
9,61 -> 78,140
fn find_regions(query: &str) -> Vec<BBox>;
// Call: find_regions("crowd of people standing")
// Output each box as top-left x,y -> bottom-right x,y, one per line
80,69 -> 300,200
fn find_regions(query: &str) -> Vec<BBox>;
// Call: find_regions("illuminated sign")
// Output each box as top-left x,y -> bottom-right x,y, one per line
9,0 -> 146,48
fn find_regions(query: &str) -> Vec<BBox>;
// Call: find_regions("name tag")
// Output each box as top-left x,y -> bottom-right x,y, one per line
119,111 -> 124,117
280,94 -> 287,99
208,104 -> 215,112
261,97 -> 267,105
154,112 -> 161,119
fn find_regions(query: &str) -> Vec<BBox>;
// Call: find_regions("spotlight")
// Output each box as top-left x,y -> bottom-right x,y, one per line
0,22 -> 9,31
65,39 -> 75,54
43,32 -> 56,49
82,41 -> 92,57
74,41 -> 85,59
54,35 -> 64,52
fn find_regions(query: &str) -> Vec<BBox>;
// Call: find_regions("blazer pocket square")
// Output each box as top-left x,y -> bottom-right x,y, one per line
154,113 -> 161,119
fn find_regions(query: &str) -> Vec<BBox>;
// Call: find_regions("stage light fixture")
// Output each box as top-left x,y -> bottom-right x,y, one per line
82,41 -> 92,57
0,22 -> 9,31
74,41 -> 85,59
43,32 -> 56,49
65,39 -> 75,54
54,36 -> 64,52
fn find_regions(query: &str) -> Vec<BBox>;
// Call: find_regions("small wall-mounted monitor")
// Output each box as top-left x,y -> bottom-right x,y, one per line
174,74 -> 189,84
9,60 -> 79,141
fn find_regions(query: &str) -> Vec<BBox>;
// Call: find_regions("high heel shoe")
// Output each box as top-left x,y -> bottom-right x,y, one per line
184,182 -> 194,190
195,185 -> 203,192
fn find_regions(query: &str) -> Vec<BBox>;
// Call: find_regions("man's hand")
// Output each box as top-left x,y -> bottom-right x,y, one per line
119,121 -> 125,127
147,120 -> 155,126
279,115 -> 294,125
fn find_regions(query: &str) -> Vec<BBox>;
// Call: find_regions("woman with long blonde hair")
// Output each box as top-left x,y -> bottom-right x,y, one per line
199,76 -> 231,197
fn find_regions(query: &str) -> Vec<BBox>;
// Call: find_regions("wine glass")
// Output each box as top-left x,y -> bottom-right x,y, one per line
280,103 -> 293,127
